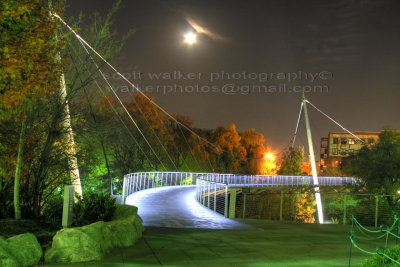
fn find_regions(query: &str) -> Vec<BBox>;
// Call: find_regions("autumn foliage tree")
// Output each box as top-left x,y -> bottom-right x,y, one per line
212,124 -> 247,173
0,0 -> 64,219
0,0 -> 135,219
240,129 -> 267,174
168,114 -> 198,171
0,0 -> 62,114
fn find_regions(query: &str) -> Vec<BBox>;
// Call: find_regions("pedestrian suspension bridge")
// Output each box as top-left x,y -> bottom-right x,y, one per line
53,13 -> 362,226
122,172 -> 357,221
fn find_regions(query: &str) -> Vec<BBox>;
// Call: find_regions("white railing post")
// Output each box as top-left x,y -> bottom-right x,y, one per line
202,182 -> 205,205
207,182 -> 211,208
134,174 -> 138,192
121,176 -> 127,204
196,179 -> 198,199
214,183 -> 217,212
128,175 -> 132,193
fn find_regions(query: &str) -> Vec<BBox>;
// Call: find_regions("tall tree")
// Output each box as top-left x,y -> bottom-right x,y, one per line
213,124 -> 246,173
0,0 -> 135,218
350,130 -> 400,197
278,146 -> 305,175
0,0 -> 63,219
127,94 -> 173,170
240,129 -> 267,174
168,115 -> 195,170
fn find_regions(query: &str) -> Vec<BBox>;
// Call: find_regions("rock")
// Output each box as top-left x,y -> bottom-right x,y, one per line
0,234 -> 42,267
0,237 -> 19,267
45,228 -> 102,263
45,204 -> 144,264
133,214 -> 144,234
45,247 -> 102,263
113,204 -> 138,220
107,206 -> 143,247
80,221 -> 113,253
107,218 -> 139,247
6,233 -> 42,267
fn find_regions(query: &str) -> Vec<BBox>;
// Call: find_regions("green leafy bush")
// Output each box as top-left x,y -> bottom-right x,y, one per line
41,196 -> 64,228
180,176 -> 193,185
73,192 -> 116,226
361,245 -> 400,267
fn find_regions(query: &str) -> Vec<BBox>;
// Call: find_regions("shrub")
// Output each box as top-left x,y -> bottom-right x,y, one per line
361,245 -> 400,267
296,193 -> 316,223
41,196 -> 64,228
180,176 -> 193,185
73,192 -> 116,226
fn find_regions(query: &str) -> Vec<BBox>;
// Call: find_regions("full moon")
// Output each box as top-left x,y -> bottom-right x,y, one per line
183,31 -> 197,45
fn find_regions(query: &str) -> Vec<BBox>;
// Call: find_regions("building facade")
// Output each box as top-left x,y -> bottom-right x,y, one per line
320,131 -> 380,168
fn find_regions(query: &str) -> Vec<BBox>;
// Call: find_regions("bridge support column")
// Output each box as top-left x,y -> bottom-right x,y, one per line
224,186 -> 228,217
228,188 -> 237,219
213,184 -> 217,212
242,193 -> 246,219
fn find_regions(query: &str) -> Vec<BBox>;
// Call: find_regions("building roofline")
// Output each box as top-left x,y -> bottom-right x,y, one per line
328,131 -> 380,135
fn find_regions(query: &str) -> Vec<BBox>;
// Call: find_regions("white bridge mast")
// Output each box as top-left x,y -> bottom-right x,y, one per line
302,91 -> 324,224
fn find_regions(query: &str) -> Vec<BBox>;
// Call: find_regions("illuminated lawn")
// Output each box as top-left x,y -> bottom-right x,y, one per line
43,220 -> 389,266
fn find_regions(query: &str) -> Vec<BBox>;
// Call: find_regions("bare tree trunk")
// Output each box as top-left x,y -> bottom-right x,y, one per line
14,119 -> 26,220
59,73 -> 82,199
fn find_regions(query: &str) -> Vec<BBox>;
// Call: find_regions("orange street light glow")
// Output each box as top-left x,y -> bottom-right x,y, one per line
263,151 -> 277,175
265,152 -> 274,159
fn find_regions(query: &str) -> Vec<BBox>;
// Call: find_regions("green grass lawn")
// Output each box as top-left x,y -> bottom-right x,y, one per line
74,219 -> 390,267
39,219 -> 396,267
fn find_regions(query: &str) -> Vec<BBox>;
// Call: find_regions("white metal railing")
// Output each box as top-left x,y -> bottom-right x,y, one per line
196,178 -> 228,216
196,174 -> 357,187
122,171 -> 357,204
122,172 -> 206,198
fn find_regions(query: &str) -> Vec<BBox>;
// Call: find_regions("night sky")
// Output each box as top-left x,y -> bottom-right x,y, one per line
68,0 -> 400,153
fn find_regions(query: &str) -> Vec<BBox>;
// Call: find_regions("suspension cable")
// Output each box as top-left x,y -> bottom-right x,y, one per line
51,12 -> 254,161
126,91 -> 178,171
305,100 -> 364,143
291,102 -> 303,147
76,37 -> 167,169
69,43 -> 157,170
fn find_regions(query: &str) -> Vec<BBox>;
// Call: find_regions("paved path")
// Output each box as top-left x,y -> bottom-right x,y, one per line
126,185 -> 248,229
42,186 -> 375,266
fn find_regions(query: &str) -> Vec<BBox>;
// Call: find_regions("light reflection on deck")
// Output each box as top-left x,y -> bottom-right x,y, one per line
126,186 -> 248,229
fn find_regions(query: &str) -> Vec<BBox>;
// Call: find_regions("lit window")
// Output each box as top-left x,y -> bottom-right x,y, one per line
348,138 -> 355,145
